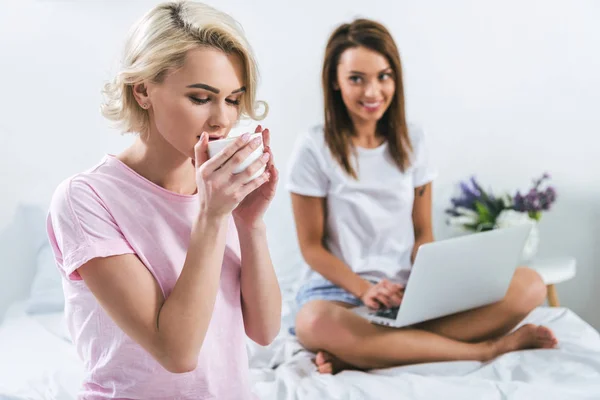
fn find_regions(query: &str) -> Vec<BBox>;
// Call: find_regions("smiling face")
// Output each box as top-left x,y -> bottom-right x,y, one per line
141,46 -> 246,158
335,46 -> 396,127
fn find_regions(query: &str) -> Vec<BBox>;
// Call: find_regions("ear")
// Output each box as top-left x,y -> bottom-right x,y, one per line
132,82 -> 151,109
332,80 -> 340,91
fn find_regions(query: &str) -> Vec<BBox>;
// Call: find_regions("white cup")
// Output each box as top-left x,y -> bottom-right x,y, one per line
207,133 -> 265,183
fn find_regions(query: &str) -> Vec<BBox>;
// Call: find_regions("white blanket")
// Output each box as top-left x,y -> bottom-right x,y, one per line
0,305 -> 82,400
249,307 -> 600,400
1,305 -> 600,400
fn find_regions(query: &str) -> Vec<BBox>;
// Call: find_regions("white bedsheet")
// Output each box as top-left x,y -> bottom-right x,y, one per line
0,303 -> 82,400
249,306 -> 600,400
1,305 -> 600,400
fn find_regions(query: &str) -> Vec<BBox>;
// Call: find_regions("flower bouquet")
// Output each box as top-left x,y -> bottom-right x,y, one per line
445,173 -> 557,260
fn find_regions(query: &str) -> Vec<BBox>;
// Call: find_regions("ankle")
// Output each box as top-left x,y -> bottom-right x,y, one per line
480,340 -> 499,361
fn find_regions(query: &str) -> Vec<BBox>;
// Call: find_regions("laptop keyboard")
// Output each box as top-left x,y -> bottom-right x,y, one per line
371,306 -> 399,320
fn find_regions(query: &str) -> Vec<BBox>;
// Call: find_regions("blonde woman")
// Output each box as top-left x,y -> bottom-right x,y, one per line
46,1 -> 280,398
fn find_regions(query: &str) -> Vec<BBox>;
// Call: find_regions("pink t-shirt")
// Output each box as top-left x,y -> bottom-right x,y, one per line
47,155 -> 255,400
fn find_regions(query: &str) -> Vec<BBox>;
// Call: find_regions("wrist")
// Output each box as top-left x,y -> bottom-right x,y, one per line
355,279 -> 373,299
196,213 -> 229,230
233,218 -> 267,235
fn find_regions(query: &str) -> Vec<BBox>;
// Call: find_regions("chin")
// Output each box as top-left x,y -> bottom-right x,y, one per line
354,111 -> 384,124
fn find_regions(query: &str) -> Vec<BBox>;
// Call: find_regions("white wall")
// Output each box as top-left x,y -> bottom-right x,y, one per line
1,1 -> 599,327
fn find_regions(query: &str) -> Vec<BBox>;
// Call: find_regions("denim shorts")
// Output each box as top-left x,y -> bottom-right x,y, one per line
289,277 -> 370,335
295,277 -> 365,309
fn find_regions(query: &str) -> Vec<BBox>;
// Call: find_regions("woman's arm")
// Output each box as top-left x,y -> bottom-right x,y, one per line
291,193 -> 372,298
78,214 -> 229,374
236,221 -> 281,346
411,182 -> 435,263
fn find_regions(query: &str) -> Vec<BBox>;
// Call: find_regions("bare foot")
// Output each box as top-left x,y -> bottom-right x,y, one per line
490,324 -> 558,359
314,351 -> 356,374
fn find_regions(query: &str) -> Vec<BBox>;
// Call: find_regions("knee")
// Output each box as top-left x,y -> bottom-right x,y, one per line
508,267 -> 548,314
295,301 -> 353,350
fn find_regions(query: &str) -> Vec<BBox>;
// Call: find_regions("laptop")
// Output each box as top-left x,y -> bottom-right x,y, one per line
353,224 -> 533,328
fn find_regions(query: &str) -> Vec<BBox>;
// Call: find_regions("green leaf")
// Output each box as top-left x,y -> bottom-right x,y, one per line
475,201 -> 493,224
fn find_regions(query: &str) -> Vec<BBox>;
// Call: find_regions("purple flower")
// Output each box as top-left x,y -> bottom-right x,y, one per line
449,179 -> 481,211
533,172 -> 551,190
446,176 -> 505,222
512,174 -> 557,213
539,186 -> 556,211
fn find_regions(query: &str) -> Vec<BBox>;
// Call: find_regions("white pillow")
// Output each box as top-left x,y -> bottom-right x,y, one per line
26,241 -> 64,314
0,203 -> 48,320
0,202 -> 64,317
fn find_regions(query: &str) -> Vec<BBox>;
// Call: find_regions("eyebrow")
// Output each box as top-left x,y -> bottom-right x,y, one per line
349,67 -> 393,75
186,83 -> 246,95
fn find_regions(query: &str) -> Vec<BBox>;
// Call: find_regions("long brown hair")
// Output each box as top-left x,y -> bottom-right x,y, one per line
322,19 -> 412,179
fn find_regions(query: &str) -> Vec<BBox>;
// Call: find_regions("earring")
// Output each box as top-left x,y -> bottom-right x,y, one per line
141,103 -> 149,109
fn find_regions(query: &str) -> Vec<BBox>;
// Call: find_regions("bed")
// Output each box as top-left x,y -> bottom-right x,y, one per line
2,205 -> 600,399
2,298 -> 600,399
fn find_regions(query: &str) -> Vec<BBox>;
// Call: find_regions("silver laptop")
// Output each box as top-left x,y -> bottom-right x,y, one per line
353,224 -> 533,328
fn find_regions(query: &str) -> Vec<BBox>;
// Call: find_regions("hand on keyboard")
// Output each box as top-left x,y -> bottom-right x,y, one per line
359,279 -> 404,310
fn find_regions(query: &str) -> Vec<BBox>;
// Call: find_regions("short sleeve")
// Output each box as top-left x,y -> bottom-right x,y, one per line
286,130 -> 330,197
410,125 -> 438,187
46,178 -> 135,280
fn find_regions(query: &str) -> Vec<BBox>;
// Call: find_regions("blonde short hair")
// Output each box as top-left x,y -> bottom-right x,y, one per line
101,1 -> 267,134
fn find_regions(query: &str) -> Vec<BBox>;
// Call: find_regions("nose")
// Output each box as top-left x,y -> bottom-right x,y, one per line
364,79 -> 381,98
206,102 -> 231,134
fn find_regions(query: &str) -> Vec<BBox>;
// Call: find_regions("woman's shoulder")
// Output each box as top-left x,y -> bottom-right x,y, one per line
406,122 -> 432,160
288,124 -> 330,163
49,156 -> 119,214
286,124 -> 332,193
406,122 -> 427,143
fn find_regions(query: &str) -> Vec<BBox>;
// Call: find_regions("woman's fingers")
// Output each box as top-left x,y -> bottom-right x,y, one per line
219,135 -> 263,174
193,132 -> 209,168
375,280 -> 404,307
383,280 -> 405,296
379,286 -> 402,307
365,297 -> 380,310
374,288 -> 393,308
375,294 -> 392,309
239,169 -> 270,198
233,151 -> 269,184
382,280 -> 402,292
388,292 -> 403,307
203,133 -> 252,173
262,128 -> 271,148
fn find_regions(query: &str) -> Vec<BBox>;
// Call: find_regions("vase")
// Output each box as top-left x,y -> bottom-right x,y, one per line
521,221 -> 539,262
494,210 -> 540,262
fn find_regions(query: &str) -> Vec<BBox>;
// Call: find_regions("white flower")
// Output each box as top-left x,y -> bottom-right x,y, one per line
500,194 -> 513,209
494,210 -> 534,229
447,215 -> 478,228
455,207 -> 479,218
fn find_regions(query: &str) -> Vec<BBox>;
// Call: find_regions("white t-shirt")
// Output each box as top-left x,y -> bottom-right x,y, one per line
286,124 -> 437,285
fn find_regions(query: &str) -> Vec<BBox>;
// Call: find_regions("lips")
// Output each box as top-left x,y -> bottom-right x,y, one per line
197,135 -> 222,142
359,100 -> 383,112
